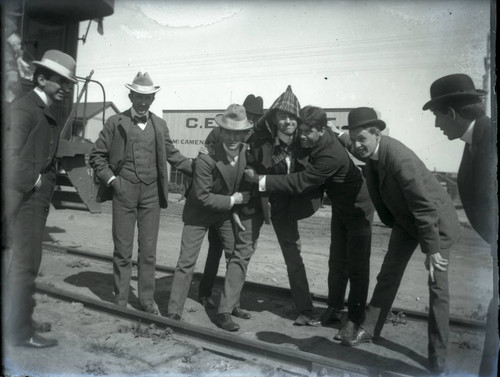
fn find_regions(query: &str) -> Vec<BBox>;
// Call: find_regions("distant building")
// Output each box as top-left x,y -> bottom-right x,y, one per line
432,171 -> 461,206
73,101 -> 120,142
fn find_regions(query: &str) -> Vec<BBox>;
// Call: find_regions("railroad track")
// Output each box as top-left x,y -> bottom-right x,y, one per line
42,242 -> 485,331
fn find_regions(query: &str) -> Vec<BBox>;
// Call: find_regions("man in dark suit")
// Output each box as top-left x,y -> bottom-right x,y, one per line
166,104 -> 252,327
197,94 -> 264,311
245,105 -> 374,341
3,50 -> 78,348
423,73 -> 498,377
89,72 -> 193,314
341,107 -> 461,375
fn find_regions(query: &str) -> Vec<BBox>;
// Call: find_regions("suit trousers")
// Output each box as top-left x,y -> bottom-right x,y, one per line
168,221 -> 234,316
271,211 -> 314,314
218,213 -> 263,314
112,177 -> 160,307
198,227 -> 231,298
361,226 -> 451,360
329,206 -> 373,324
4,180 -> 54,343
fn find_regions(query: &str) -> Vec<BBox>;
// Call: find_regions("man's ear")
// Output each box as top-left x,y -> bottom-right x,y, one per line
35,74 -> 46,88
447,107 -> 456,120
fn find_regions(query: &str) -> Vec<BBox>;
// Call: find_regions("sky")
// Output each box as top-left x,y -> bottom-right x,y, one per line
75,0 -> 493,172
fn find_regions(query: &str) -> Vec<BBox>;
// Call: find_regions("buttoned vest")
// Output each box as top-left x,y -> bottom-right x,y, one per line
119,122 -> 158,184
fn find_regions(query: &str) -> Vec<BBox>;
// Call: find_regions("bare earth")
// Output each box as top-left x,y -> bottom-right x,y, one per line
2,194 -> 494,377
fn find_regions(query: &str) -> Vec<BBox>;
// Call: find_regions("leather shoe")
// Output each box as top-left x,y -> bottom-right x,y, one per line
216,313 -> 240,331
333,320 -> 357,341
141,302 -> 160,315
341,327 -> 373,346
320,306 -> 343,325
429,356 -> 449,375
166,313 -> 181,321
199,296 -> 216,309
232,307 -> 251,319
33,320 -> 51,333
16,334 -> 58,348
293,311 -> 321,327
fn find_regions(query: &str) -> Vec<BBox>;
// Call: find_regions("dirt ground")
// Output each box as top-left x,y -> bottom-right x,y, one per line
2,194 -> 495,377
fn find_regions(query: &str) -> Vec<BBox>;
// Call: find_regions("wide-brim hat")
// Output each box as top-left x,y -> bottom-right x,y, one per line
215,104 -> 253,131
125,72 -> 160,94
32,49 -> 77,83
422,73 -> 487,110
341,107 -> 386,131
243,94 -> 264,116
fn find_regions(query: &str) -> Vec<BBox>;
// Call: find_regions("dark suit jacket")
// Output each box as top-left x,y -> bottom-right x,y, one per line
265,129 -> 373,219
182,143 -> 247,226
364,136 -> 460,254
457,116 -> 496,244
89,109 -> 192,208
4,90 -> 59,195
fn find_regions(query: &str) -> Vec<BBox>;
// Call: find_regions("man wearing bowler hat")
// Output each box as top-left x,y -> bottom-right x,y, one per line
341,107 -> 461,375
166,104 -> 252,324
197,94 -> 264,311
90,72 -> 193,314
423,74 -> 498,377
3,49 -> 78,347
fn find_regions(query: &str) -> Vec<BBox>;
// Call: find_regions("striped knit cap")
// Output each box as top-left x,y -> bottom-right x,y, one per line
268,85 -> 301,119
255,85 -> 301,140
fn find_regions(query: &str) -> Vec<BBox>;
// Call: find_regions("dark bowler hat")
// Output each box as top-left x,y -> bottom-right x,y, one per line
243,94 -> 264,116
422,73 -> 487,110
341,107 -> 386,131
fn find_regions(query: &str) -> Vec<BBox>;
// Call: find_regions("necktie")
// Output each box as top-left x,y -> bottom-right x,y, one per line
134,115 -> 147,124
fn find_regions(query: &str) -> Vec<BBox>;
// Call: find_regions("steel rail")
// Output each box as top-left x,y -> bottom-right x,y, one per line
42,242 -> 486,330
34,282 -> 412,377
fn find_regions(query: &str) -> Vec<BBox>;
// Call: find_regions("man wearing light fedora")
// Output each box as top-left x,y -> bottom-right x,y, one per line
340,107 -> 460,375
197,94 -> 264,311
166,104 -> 252,326
90,72 -> 193,314
423,74 -> 498,377
3,49 -> 78,348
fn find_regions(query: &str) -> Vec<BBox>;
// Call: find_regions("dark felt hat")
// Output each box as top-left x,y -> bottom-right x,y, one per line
242,94 -> 264,116
341,107 -> 386,131
422,74 -> 487,110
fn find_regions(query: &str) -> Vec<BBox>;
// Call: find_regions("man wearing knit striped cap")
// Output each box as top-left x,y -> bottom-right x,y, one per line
222,85 -> 322,327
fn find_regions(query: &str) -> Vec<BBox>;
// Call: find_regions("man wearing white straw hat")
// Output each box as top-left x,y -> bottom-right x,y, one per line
167,104 -> 252,325
3,49 -> 77,348
90,72 -> 193,315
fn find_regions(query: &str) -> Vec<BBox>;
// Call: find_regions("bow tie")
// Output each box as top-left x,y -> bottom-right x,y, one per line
133,115 -> 147,124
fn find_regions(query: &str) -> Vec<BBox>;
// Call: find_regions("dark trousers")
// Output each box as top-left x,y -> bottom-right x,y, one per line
4,180 -> 54,343
272,212 -> 313,314
329,206 -> 373,324
112,177 -> 160,307
362,226 -> 451,360
168,221 -> 234,316
198,227 -> 231,298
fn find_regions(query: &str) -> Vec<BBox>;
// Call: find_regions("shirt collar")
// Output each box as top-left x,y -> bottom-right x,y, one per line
130,107 -> 149,120
33,87 -> 52,107
460,120 -> 475,145
370,139 -> 381,160
223,143 -> 240,164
